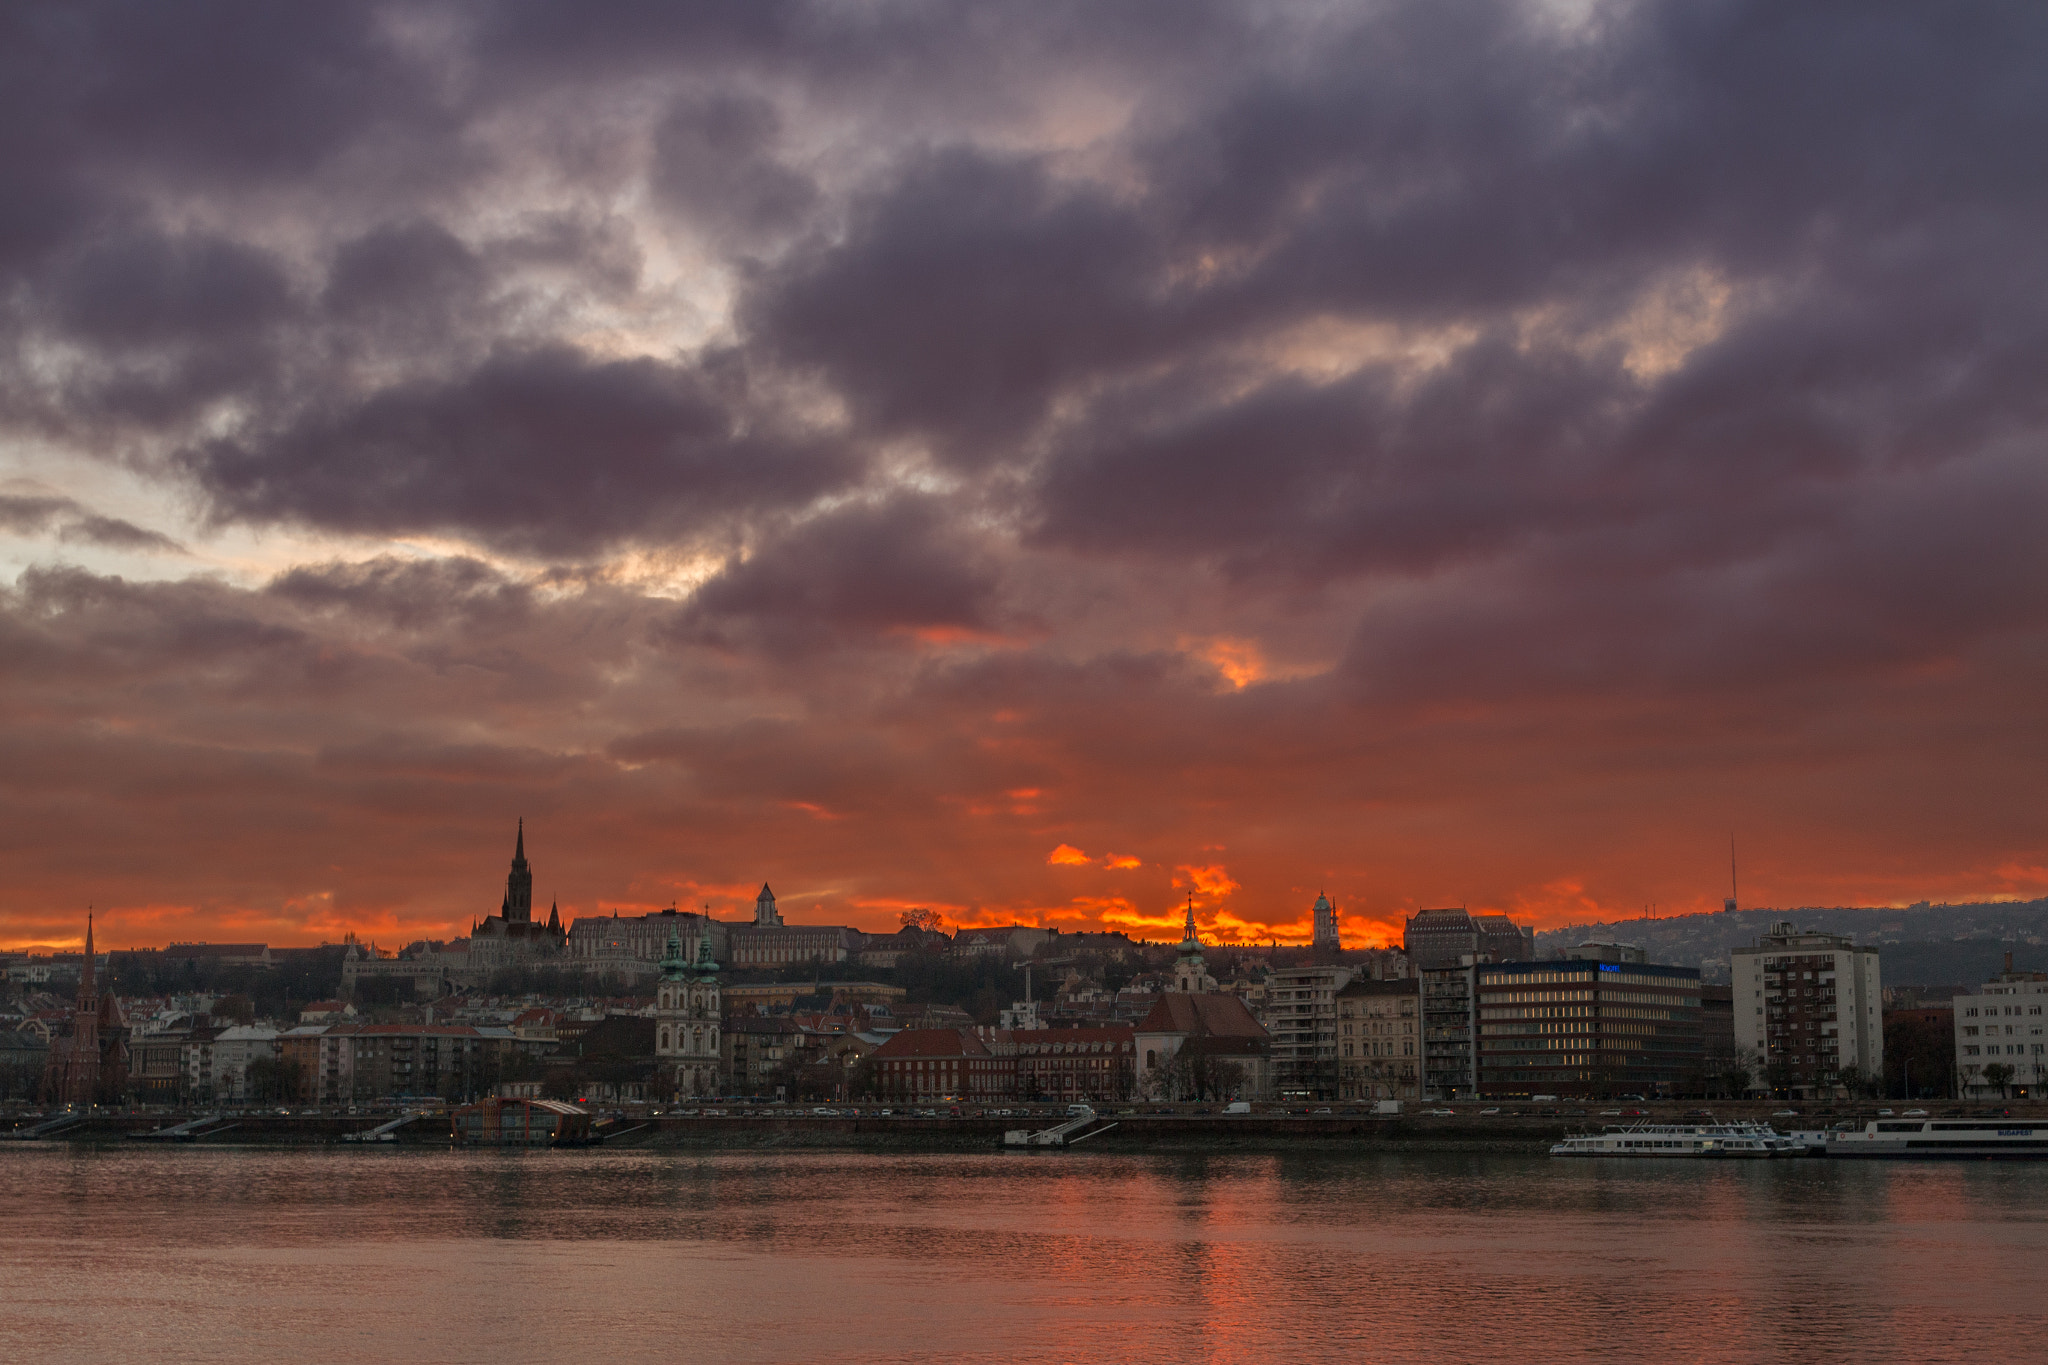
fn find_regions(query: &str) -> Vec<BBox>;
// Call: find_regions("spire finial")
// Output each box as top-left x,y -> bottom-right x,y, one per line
515,817 -> 525,861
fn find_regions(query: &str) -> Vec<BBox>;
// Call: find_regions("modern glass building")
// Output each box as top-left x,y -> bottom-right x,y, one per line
1476,960 -> 1702,1097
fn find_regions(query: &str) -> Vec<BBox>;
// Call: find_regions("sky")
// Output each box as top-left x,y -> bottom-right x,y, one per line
3,1 -> 2046,954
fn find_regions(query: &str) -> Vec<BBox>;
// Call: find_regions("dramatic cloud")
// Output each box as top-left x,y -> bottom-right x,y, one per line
2,1 -> 2046,948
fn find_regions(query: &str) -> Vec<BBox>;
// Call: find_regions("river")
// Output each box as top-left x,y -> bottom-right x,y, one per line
4,1146 -> 2044,1363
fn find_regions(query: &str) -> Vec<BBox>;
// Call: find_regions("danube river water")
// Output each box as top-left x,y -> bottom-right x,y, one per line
4,1146 -> 2045,1363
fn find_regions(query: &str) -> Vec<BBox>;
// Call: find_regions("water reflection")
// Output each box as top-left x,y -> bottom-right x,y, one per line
4,1147 -> 2045,1363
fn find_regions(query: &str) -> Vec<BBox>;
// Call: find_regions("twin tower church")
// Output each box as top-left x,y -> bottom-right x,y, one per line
654,920 -> 721,1100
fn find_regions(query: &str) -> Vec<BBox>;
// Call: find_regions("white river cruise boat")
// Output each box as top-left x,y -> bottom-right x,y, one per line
1827,1118 -> 2048,1159
1550,1121 -> 1802,1158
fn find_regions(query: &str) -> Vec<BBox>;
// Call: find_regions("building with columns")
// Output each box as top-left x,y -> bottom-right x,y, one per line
655,924 -> 722,1099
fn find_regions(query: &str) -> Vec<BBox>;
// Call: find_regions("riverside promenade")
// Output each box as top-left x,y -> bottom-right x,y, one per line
9,1101 -> 2042,1151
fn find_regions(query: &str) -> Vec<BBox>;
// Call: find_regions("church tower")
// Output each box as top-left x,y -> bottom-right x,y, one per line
654,923 -> 722,1099
55,913 -> 101,1107
1311,893 -> 1340,952
1171,896 -> 1217,994
754,882 -> 783,928
502,819 -> 533,924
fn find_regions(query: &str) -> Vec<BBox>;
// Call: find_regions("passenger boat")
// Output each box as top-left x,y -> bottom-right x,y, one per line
1826,1118 -> 2048,1159
1550,1121 -> 1801,1158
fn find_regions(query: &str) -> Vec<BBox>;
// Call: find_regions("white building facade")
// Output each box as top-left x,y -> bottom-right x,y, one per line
1954,971 -> 2048,1098
1733,922 -> 1882,1097
654,927 -> 722,1099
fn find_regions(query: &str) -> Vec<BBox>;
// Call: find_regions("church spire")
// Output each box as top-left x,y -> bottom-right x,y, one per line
502,820 -> 534,923
79,910 -> 96,1003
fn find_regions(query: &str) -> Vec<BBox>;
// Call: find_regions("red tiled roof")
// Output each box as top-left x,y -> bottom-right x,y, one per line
870,1028 -> 991,1060
1135,994 -> 1268,1039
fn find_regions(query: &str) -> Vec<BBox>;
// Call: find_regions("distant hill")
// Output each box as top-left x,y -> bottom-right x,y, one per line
1535,898 -> 2048,986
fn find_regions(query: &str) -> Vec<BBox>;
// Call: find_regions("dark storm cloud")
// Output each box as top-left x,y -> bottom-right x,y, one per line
745,150 -> 1169,459
676,495 -> 1003,650
650,90 -> 819,244
321,220 -> 492,344
181,345 -> 859,558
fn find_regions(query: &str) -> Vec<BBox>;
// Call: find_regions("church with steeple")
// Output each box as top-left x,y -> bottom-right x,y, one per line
1171,896 -> 1219,994
468,820 -> 567,972
654,921 -> 722,1099
44,912 -> 126,1107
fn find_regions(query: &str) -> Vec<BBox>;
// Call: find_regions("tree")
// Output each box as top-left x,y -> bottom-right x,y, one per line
1982,1063 -> 2016,1099
1884,1014 -> 1953,1098
900,907 -> 946,933
1714,1051 -> 1756,1099
245,1054 -> 304,1104
1152,1049 -> 1245,1103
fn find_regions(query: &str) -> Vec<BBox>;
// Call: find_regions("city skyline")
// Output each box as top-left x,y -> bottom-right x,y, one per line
5,4 -> 2046,953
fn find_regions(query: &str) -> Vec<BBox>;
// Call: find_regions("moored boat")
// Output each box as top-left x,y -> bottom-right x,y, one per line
1826,1118 -> 2048,1159
1550,1121 -> 1800,1158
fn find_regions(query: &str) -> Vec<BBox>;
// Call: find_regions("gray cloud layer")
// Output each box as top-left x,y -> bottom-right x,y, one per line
2,1 -> 2045,929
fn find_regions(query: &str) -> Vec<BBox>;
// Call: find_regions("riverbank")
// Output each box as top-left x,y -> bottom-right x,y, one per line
8,1100 -> 2041,1153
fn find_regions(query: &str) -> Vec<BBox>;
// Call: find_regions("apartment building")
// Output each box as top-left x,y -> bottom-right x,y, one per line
1953,960 -> 2048,1098
1421,962 -> 1480,1099
1264,964 -> 1352,1100
1335,978 -> 1419,1101
1733,921 -> 1883,1097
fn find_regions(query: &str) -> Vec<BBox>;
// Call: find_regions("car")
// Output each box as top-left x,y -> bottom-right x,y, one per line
1685,1109 -> 1715,1118
1903,1108 -> 1928,1117
1312,1107 -> 1332,1115
1423,1107 -> 1454,1117
1479,1107 -> 1500,1116
1876,1108 -> 1894,1117
1772,1110 -> 1798,1117
1599,1109 -> 1623,1116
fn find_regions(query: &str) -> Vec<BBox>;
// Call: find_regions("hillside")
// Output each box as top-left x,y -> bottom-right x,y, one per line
1535,898 -> 2048,986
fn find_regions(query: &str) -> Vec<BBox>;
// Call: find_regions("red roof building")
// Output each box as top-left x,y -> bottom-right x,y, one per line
869,1028 -> 1014,1103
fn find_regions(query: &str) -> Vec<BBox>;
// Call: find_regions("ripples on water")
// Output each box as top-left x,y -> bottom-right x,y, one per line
4,1147 -> 2045,1363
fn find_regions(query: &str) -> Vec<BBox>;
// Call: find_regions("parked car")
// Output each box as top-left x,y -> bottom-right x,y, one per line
1423,1107 -> 1454,1117
1903,1108 -> 1928,1117
1479,1107 -> 1500,1115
